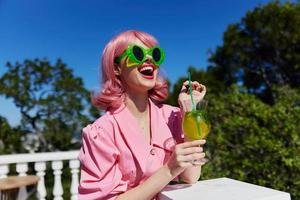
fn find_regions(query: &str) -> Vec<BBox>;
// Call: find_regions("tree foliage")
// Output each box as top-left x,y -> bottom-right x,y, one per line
209,1 -> 300,104
201,86 -> 300,199
202,4 -> 300,197
0,116 -> 26,154
0,58 -> 99,152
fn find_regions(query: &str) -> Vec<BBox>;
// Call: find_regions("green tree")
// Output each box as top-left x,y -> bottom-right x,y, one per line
201,86 -> 300,199
209,1 -> 300,104
0,116 -> 26,154
0,58 -> 99,152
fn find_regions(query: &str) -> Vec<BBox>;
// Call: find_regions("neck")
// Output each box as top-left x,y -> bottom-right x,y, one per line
125,90 -> 149,117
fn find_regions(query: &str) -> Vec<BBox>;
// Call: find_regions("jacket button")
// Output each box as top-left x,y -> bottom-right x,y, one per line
150,148 -> 156,155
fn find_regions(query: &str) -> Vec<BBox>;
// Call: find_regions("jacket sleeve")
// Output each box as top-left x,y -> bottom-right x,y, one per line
78,123 -> 128,200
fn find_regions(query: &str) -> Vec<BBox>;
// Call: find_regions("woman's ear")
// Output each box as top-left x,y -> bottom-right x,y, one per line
114,63 -> 121,76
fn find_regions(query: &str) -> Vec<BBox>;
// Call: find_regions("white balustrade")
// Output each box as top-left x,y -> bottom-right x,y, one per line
16,163 -> 29,200
0,150 -> 80,199
35,162 -> 47,200
52,160 -> 63,200
69,159 -> 80,200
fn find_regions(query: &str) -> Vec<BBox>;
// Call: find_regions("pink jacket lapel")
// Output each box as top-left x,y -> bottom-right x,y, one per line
149,100 -> 177,152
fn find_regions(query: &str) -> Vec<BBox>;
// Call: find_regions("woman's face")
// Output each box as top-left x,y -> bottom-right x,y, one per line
116,39 -> 159,94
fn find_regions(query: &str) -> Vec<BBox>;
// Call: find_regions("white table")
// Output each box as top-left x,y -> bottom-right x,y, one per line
159,178 -> 291,200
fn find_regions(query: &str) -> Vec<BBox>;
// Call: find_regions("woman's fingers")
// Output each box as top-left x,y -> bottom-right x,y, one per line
180,80 -> 206,94
184,153 -> 206,162
174,140 -> 206,158
167,140 -> 207,175
175,140 -> 207,162
180,81 -> 189,93
177,153 -> 206,162
177,140 -> 206,149
180,146 -> 203,155
192,81 -> 206,93
190,158 -> 209,166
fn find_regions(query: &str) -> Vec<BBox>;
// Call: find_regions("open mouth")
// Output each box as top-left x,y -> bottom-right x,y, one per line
138,65 -> 154,77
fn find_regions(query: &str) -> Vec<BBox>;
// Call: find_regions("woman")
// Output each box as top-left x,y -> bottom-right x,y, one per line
78,30 -> 207,200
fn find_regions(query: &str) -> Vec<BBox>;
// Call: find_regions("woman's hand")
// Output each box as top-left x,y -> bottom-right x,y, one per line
165,140 -> 206,177
178,81 -> 206,113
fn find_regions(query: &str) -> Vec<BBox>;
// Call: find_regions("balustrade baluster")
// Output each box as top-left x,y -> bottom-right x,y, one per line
16,163 -> 29,200
52,160 -> 63,200
69,159 -> 80,200
35,162 -> 47,200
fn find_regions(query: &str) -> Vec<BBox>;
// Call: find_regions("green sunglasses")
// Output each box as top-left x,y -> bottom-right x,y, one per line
115,45 -> 165,66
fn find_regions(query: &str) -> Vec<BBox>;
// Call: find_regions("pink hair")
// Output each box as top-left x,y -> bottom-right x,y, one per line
92,30 -> 168,111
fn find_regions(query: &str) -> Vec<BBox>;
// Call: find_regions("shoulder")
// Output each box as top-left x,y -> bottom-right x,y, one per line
78,113 -> 120,167
82,112 -> 116,142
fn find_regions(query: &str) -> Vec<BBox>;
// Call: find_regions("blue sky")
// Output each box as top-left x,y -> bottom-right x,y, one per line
0,0 -> 275,126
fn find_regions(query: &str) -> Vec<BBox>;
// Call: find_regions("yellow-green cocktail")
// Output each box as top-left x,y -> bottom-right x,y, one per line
182,99 -> 210,140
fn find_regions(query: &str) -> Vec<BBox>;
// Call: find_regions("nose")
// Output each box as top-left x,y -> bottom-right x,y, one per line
145,54 -> 153,63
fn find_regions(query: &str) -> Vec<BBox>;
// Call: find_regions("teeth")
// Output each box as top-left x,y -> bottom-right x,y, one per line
139,66 -> 153,73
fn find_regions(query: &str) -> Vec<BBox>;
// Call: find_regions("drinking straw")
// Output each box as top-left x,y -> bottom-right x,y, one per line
188,72 -> 196,111
188,72 -> 202,138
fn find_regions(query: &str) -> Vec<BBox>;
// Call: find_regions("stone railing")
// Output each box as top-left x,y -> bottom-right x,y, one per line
0,150 -> 80,200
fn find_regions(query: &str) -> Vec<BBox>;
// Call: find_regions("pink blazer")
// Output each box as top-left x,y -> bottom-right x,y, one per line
78,99 -> 184,200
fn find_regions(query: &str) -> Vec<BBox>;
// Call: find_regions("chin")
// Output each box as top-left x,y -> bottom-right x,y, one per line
134,79 -> 156,93
140,82 -> 156,92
